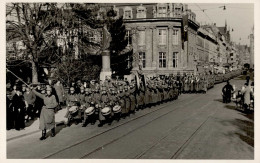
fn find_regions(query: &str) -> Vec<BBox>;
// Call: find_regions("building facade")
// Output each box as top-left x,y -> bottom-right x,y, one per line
112,3 -> 199,76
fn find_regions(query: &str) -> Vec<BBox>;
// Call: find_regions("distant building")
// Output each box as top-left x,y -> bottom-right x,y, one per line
250,26 -> 254,69
236,44 -> 250,67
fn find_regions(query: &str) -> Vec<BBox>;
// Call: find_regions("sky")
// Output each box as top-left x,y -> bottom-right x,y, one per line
188,3 -> 254,46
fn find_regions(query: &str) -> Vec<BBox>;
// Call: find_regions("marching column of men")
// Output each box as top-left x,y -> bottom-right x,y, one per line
62,76 -> 180,128
6,75 -> 182,132
182,73 -> 211,94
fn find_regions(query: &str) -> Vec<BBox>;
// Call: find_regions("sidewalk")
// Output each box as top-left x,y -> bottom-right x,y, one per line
7,108 -> 68,141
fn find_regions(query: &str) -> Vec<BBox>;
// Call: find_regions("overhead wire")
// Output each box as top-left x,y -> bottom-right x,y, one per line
195,3 -> 214,24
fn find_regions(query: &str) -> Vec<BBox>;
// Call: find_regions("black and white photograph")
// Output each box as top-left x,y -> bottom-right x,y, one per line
4,0 -> 257,160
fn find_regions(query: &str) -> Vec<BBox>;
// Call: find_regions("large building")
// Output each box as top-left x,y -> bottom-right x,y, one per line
110,3 -> 200,76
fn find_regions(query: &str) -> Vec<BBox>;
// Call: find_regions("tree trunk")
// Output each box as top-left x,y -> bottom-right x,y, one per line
31,61 -> 38,84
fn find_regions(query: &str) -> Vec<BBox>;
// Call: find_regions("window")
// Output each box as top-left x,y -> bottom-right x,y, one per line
159,52 -> 166,68
139,52 -> 146,68
173,52 -> 178,68
137,6 -> 146,18
159,29 -> 167,45
124,7 -> 133,19
138,30 -> 145,46
172,30 -> 178,45
126,30 -> 132,45
158,6 -> 167,17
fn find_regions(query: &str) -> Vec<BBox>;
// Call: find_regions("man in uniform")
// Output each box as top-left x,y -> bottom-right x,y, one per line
124,85 -> 131,116
82,88 -> 95,127
77,86 -> 86,123
65,87 -> 80,126
89,80 -> 96,90
99,86 -> 112,127
109,87 -> 120,121
129,83 -> 136,114
118,85 -> 126,118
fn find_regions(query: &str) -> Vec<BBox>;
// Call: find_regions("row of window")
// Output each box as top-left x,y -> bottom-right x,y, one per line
123,4 -> 188,19
125,29 -> 179,46
139,52 -> 178,68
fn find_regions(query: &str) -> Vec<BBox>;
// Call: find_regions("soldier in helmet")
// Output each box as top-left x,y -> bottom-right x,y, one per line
99,86 -> 112,127
77,86 -> 86,123
124,85 -> 131,117
139,81 -> 145,109
129,82 -> 136,114
109,86 -> 120,121
118,85 -> 126,118
89,80 -> 96,90
82,88 -> 95,127
65,87 -> 80,126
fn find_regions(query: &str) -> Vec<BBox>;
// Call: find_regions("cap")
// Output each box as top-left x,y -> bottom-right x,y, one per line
80,86 -> 85,90
70,87 -> 75,91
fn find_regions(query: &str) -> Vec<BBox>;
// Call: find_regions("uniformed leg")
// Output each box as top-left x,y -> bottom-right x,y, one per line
40,129 -> 46,140
51,127 -> 55,137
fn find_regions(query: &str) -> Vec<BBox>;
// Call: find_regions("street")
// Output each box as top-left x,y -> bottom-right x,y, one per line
7,76 -> 254,159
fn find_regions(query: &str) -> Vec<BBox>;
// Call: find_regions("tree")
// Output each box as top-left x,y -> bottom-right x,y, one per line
6,3 -> 62,83
72,5 -> 132,78
107,14 -> 132,76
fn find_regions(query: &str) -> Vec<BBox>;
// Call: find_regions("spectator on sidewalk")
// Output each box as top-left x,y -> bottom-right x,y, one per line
241,82 -> 253,112
12,85 -> 26,130
24,86 -> 36,121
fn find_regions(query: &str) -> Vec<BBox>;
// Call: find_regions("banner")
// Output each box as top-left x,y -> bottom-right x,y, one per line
182,14 -> 188,49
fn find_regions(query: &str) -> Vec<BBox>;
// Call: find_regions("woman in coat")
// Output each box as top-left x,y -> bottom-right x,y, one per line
32,85 -> 58,140
241,82 -> 253,111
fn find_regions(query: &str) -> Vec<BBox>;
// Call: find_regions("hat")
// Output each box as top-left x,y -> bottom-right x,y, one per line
70,87 -> 75,91
22,84 -> 26,87
80,86 -> 85,90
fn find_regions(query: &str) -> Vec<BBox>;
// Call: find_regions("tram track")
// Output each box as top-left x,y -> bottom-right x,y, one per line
132,101 -> 215,159
79,94 -> 204,159
82,82 -> 223,159
43,93 -> 199,159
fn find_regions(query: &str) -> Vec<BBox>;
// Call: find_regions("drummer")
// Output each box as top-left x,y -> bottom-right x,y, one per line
99,86 -> 112,127
65,87 -> 80,126
82,88 -> 95,127
77,86 -> 86,123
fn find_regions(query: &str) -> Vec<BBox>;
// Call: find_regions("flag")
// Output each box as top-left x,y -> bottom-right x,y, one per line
182,14 -> 188,49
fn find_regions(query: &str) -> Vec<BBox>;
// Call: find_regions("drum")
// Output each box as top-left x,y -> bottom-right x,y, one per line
69,106 -> 78,114
113,105 -> 122,114
101,107 -> 111,116
85,106 -> 95,116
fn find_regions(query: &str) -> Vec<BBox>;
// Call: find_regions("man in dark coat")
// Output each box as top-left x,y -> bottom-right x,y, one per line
12,85 -> 26,130
222,80 -> 234,103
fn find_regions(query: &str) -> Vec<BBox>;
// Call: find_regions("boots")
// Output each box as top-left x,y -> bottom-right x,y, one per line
40,129 -> 46,140
51,128 -> 55,137
98,120 -> 103,127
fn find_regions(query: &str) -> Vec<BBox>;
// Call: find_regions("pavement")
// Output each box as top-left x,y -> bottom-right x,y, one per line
6,75 -> 254,159
7,107 -> 68,141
